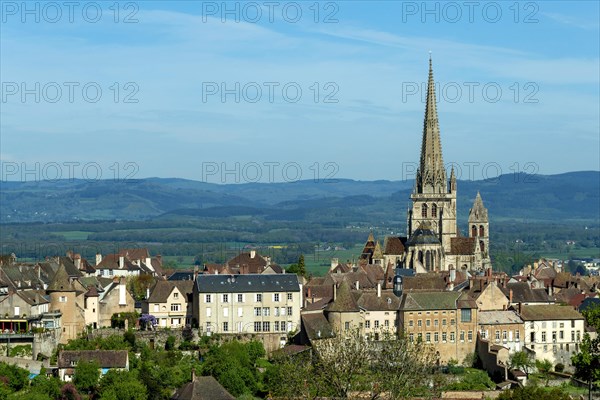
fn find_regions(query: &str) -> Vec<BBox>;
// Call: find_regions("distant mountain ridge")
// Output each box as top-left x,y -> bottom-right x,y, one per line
1,171 -> 598,223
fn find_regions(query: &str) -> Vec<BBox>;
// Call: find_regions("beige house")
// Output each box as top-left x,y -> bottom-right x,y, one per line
193,274 -> 301,336
399,291 -> 478,365
478,310 -> 524,353
521,304 -> 585,369
143,280 -> 194,328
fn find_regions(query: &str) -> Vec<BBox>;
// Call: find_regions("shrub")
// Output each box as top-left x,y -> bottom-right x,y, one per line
165,335 -> 176,351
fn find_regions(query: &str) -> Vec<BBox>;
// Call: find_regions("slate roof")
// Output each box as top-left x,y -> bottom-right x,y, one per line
502,282 -> 553,303
58,350 -> 128,369
47,264 -> 77,292
478,310 -> 523,325
357,291 -> 401,311
383,236 -> 406,255
406,228 -> 440,246
326,281 -> 360,312
301,312 -> 335,341
519,305 -> 584,321
171,376 -> 235,400
195,273 -> 299,293
401,291 -> 475,311
148,281 -> 194,303
168,271 -> 195,281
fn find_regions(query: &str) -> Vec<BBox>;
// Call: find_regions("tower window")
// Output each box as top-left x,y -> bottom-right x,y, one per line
471,225 -> 477,237
431,204 -> 437,218
479,225 -> 485,236
421,204 -> 428,218
480,241 -> 485,252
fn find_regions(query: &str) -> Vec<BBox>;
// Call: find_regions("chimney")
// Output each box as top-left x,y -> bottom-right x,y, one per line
509,289 -> 513,304
74,255 -> 81,270
330,258 -> 339,271
96,253 -> 102,265
333,284 -> 337,301
250,250 -> 256,259
119,278 -> 126,305
377,283 -> 381,298
145,257 -> 152,270
119,256 -> 125,269
533,261 -> 539,270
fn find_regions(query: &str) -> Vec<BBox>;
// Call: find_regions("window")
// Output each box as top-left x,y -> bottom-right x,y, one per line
237,294 -> 243,303
552,331 -> 557,342
571,320 -> 575,328
460,309 -> 472,323
223,308 -> 229,317
450,332 -> 455,342
426,333 -> 431,342
173,292 -> 179,299
542,321 -> 547,328
283,321 -> 288,331
365,320 -> 371,329
274,293 -> 280,302
442,319 -> 447,326
495,330 -> 500,341
238,307 -> 243,317
384,320 -> 389,327
560,331 -> 564,340
223,322 -> 229,332
431,204 -> 437,217
254,307 -> 261,316
263,307 -> 270,316
171,304 -> 181,312
417,333 -> 422,342
374,320 -> 380,329
287,307 -> 292,316
542,332 -> 546,342
345,322 -> 350,331
572,331 -> 575,341
256,294 -> 262,302
408,320 -> 413,328
502,330 -> 507,341
434,320 -> 439,328
274,307 -> 280,317
544,345 -> 548,351
59,296 -> 67,303
559,322 -> 564,328
426,319 -> 431,327
409,333 -> 414,342
468,331 -> 473,341
422,203 -> 428,217
450,318 -> 455,326
263,322 -> 270,332
516,330 -> 520,340
552,321 -> 557,329
417,320 -> 422,327
434,332 -> 439,342
222,294 -> 229,303
442,332 -> 447,342
274,321 -> 279,331
287,293 -> 293,301
281,307 -> 286,316
460,331 -> 465,341
206,308 -> 211,317
153,304 -> 159,312
205,294 -> 212,303
553,345 -> 557,353
254,322 -> 262,332
566,343 -> 569,351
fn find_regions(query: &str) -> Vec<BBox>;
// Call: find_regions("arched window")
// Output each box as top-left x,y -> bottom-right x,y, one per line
471,225 -> 477,237
479,225 -> 485,237
425,250 -> 432,270
421,204 -> 428,218
432,204 -> 437,218
480,241 -> 485,252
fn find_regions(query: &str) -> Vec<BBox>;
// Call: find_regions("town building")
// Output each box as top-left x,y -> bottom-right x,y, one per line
57,350 -> 129,381
143,280 -> 194,328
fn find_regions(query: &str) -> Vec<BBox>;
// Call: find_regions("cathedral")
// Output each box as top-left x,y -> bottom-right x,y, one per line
361,58 -> 491,274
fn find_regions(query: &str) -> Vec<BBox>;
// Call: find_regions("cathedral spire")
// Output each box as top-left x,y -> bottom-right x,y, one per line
416,56 -> 447,194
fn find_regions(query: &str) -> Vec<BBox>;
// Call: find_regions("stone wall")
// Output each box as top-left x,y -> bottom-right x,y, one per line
0,355 -> 45,373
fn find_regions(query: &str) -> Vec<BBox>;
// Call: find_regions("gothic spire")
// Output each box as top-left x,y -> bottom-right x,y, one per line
469,191 -> 488,221
416,56 -> 447,194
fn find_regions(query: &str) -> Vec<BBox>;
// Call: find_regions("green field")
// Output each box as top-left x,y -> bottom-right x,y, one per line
284,244 -> 365,277
51,231 -> 92,240
540,247 -> 600,260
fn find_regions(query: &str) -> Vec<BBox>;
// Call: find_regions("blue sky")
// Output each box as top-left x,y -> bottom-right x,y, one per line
1,0 -> 598,183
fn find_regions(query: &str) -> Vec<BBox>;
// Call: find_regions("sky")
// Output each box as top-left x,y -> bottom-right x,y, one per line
1,0 -> 599,184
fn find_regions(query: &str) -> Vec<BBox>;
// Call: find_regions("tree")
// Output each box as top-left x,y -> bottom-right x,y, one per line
0,362 -> 29,393
60,383 -> 82,400
73,360 -> 100,395
581,303 -> 600,331
509,351 -> 535,377
98,370 -> 147,400
534,359 -> 553,386
571,333 -> 600,400
297,254 -> 306,277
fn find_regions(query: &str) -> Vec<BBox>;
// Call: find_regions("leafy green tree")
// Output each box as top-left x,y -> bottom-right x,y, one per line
297,254 -> 306,277
571,333 -> 600,400
445,369 -> 494,390
73,360 -> 100,395
59,383 -> 81,400
165,336 -> 176,351
30,373 -> 62,399
0,362 -> 29,393
534,359 -> 553,386
509,351 -> 535,377
98,370 -> 147,400
581,303 -> 600,331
